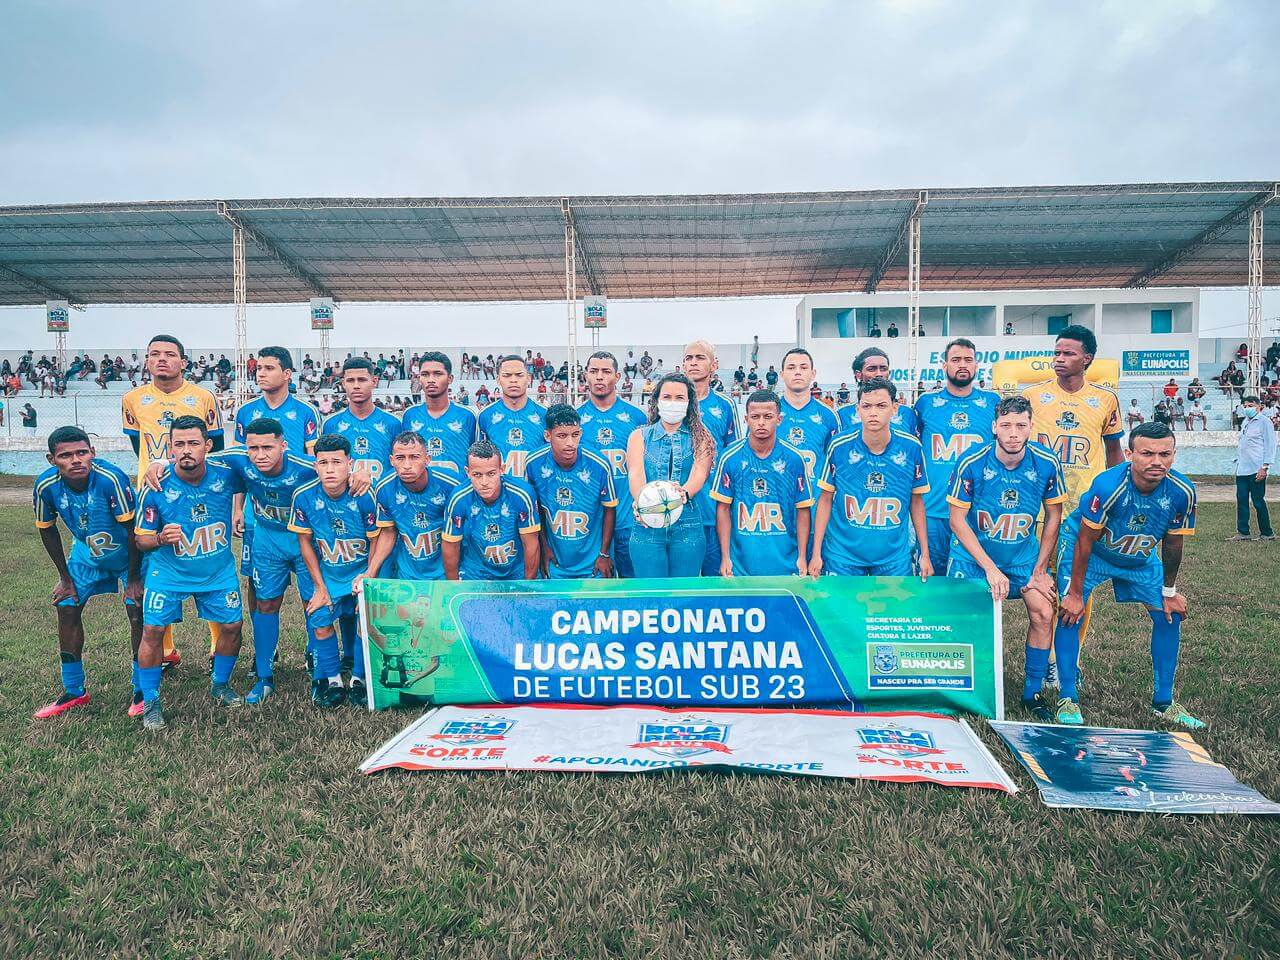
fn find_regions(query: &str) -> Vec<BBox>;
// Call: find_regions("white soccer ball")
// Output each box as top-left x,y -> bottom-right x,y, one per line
635,479 -> 685,529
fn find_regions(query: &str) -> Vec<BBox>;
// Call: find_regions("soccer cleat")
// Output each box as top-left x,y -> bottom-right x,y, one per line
1020,694 -> 1053,723
142,699 -> 166,730
1043,660 -> 1059,690
347,678 -> 367,708
162,649 -> 182,673
313,681 -> 345,710
33,691 -> 90,720
1223,534 -> 1254,542
127,699 -> 145,718
1054,698 -> 1084,725
305,648 -> 316,678
1152,702 -> 1207,730
209,682 -> 245,707
245,678 -> 276,705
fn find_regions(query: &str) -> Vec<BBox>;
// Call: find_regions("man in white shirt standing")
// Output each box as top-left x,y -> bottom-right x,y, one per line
1229,394 -> 1276,541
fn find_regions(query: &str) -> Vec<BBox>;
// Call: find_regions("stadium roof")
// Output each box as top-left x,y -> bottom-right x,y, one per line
0,182 -> 1276,307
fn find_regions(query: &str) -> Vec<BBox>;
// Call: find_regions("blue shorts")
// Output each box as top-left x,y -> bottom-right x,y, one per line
947,556 -> 1033,597
249,533 -> 315,602
239,525 -> 255,577
701,527 -> 721,577
143,584 -> 244,627
1056,535 -> 1165,609
824,555 -> 914,577
613,526 -> 634,579
59,551 -> 135,608
925,517 -> 953,572
307,592 -> 358,630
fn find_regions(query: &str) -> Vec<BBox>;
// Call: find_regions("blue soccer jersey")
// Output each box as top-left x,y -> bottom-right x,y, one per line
478,398 -> 548,478
33,460 -> 136,571
399,401 -> 479,478
288,481 -> 378,597
817,429 -> 929,573
235,394 -> 320,455
694,389 -> 741,526
443,480 -> 541,581
135,461 -> 244,592
577,397 -> 645,533
914,388 -> 999,520
373,470 -> 460,580
525,447 -> 618,578
710,439 -> 814,576
323,407 -> 400,484
836,401 -> 918,437
776,396 -> 839,479
1067,463 -> 1197,569
946,441 -> 1066,573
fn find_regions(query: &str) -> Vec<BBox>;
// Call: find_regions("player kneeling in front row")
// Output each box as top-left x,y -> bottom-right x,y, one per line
811,377 -> 931,578
290,435 -> 379,709
713,390 -> 814,576
946,396 -> 1066,720
442,441 -> 541,581
33,427 -> 144,718
1055,421 -> 1201,728
134,416 -> 247,729
525,405 -> 618,579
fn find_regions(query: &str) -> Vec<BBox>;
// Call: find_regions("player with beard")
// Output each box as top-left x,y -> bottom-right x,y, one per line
681,340 -> 740,575
914,338 -> 1000,573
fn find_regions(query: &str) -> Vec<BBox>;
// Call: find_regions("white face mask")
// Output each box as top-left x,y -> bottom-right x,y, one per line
657,399 -> 688,425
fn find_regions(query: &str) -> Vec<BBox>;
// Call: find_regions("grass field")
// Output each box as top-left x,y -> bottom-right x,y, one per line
1,499 -> 1278,959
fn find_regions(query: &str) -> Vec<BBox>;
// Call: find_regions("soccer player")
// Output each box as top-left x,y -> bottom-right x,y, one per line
122,334 -> 223,669
811,378 -> 930,578
712,390 -> 813,577
682,339 -> 740,574
525,405 -> 617,579
442,441 -> 541,581
323,357 -> 401,485
915,338 -> 1000,572
1022,324 -> 1124,686
208,418 -> 317,704
290,435 -> 379,709
946,396 -> 1066,717
364,431 -> 460,582
1054,422 -> 1199,728
835,347 -> 919,436
32,427 -> 143,718
477,355 -> 547,478
134,416 -> 246,729
775,348 -> 839,481
578,350 -> 646,577
400,351 -> 478,478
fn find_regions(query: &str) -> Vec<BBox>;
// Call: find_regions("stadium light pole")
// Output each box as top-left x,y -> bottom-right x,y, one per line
231,223 -> 249,406
562,198 -> 579,405
906,191 -> 927,402
1247,206 -> 1264,394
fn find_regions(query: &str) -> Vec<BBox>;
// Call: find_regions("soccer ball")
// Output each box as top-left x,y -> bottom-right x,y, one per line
635,480 -> 685,529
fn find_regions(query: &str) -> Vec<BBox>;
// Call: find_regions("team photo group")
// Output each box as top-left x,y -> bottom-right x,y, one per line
32,323 -> 1200,733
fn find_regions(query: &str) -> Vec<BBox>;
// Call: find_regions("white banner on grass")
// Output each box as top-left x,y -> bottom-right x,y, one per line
360,705 -> 1017,792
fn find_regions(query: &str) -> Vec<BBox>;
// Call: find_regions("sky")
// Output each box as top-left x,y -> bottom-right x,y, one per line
1,0 -> 1277,351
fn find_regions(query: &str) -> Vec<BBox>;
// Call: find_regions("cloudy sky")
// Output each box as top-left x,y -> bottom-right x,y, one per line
1,0 -> 1277,350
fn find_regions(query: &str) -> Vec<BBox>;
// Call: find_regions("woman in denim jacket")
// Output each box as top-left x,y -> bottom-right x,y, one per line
625,372 -> 716,577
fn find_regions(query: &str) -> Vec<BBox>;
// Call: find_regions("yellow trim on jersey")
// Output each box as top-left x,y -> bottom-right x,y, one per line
1081,517 -> 1106,530
441,531 -> 463,543
945,495 -> 971,510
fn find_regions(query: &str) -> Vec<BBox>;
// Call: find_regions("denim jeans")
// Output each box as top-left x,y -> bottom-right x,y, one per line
1236,474 -> 1273,536
630,514 -> 706,578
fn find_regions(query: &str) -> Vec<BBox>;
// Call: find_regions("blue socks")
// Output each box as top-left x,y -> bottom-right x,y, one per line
212,653 -> 238,686
251,611 -> 280,680
139,665 -> 163,703
1053,621 -> 1082,702
1023,645 -> 1050,701
131,659 -> 141,695
313,633 -> 340,681
1149,610 -> 1183,708
339,613 -> 359,662
60,656 -> 85,698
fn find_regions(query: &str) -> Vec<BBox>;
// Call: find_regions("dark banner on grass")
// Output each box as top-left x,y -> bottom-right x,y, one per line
990,722 -> 1280,815
358,576 -> 1002,717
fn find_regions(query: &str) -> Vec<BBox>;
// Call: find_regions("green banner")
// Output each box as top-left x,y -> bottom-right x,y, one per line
359,576 -> 1003,717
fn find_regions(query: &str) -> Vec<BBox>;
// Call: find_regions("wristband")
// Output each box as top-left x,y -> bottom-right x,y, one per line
598,551 -> 611,558
1161,585 -> 1178,598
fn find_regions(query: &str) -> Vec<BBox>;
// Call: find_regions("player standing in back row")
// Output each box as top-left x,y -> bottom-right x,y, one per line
682,340 -> 739,575
914,338 -> 1000,573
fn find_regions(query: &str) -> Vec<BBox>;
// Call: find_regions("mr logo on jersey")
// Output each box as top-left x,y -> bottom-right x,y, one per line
631,720 -> 732,759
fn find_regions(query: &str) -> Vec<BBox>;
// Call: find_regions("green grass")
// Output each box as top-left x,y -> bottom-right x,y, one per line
1,501 -> 1277,959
